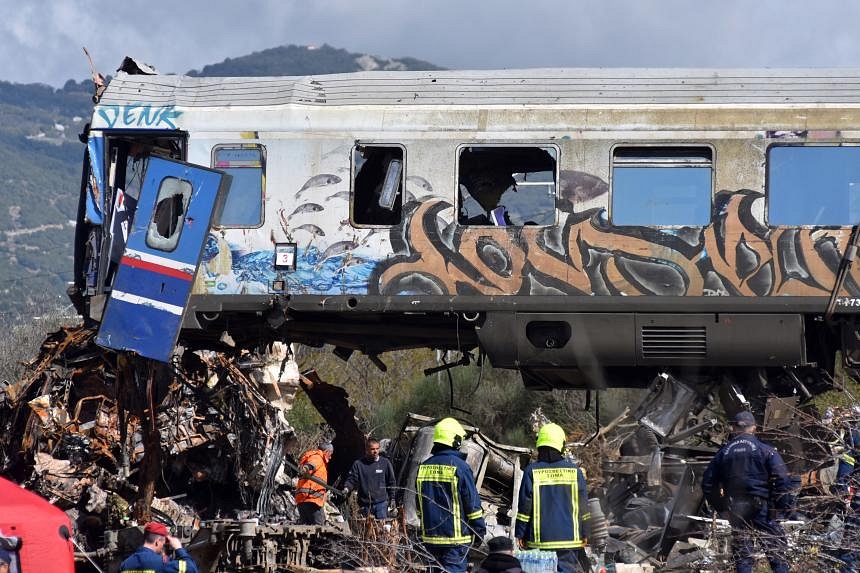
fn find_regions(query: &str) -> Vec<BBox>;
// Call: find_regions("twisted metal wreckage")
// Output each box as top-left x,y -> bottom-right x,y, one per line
1,325 -> 859,571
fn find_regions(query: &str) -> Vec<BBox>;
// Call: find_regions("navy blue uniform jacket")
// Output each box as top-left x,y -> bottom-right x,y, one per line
702,432 -> 793,510
344,455 -> 396,505
515,458 -> 590,550
417,447 -> 486,546
119,546 -> 198,573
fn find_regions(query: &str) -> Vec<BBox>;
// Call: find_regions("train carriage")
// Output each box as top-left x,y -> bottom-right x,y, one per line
71,67 -> 860,391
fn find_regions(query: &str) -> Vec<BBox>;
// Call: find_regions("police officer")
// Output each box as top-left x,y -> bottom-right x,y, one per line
417,417 -> 486,572
515,423 -> 590,573
119,521 -> 198,573
701,411 -> 793,573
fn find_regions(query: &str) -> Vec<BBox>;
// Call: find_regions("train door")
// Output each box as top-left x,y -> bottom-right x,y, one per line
95,157 -> 230,362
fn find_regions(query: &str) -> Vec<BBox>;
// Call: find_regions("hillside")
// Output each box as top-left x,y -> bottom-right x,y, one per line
0,79 -> 93,315
188,44 -> 443,76
0,45 -> 442,316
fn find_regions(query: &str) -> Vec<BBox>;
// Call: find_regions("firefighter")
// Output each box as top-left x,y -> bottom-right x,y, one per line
515,423 -> 590,573
701,411 -> 793,573
119,521 -> 198,573
835,421 -> 860,571
417,417 -> 486,572
295,441 -> 334,525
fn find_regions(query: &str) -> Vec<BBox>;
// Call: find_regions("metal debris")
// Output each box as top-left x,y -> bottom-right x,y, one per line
3,327 -> 860,571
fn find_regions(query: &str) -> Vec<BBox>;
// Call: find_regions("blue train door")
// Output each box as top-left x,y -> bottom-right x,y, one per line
96,157 -> 230,362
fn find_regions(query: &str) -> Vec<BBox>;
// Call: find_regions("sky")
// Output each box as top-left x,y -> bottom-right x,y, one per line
2,0 -> 860,87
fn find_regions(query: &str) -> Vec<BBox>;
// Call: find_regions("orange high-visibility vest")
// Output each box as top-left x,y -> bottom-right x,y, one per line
295,449 -> 329,507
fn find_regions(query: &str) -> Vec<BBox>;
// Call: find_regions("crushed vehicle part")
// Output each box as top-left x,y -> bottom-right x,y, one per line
299,368 -> 367,483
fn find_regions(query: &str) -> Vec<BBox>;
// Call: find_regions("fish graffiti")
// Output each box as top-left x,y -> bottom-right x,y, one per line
325,191 -> 351,202
293,223 -> 326,238
296,174 -> 342,198
198,235 -> 377,296
287,203 -> 324,219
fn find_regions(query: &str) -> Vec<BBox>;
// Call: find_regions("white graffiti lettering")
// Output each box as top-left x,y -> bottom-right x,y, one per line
97,104 -> 182,129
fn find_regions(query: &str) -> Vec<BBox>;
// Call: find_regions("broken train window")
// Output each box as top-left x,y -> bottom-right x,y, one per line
352,144 -> 404,226
145,177 -> 192,252
212,145 -> 265,227
457,146 -> 557,226
105,137 -> 184,266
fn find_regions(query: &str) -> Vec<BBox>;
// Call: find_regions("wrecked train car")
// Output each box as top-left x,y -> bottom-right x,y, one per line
68,65 -> 860,396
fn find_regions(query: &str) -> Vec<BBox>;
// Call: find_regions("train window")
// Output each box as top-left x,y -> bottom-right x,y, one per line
145,177 -> 191,252
458,146 -> 556,226
212,145 -> 265,227
768,145 -> 860,226
611,146 -> 712,226
352,145 -> 404,226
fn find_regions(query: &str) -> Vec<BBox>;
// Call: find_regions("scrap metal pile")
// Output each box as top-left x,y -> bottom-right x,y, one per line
576,373 -> 859,571
0,325 -> 352,572
1,327 -> 860,571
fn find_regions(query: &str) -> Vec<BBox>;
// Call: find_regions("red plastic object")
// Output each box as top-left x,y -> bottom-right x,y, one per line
0,477 -> 75,573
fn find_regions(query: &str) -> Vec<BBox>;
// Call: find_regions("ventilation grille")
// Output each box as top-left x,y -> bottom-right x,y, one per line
641,326 -> 707,359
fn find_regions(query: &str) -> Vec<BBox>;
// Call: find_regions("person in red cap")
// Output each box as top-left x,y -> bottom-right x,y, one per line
119,521 -> 198,573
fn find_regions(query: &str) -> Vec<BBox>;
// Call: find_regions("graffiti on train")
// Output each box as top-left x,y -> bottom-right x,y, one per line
372,173 -> 854,298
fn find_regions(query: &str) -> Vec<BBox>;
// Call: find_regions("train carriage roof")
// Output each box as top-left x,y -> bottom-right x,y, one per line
99,68 -> 860,107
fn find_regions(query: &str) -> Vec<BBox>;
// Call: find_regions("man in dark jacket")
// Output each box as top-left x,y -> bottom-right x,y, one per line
515,423 -> 590,573
417,417 -> 487,573
119,521 -> 198,573
701,411 -> 793,573
476,536 -> 523,573
343,438 -> 397,518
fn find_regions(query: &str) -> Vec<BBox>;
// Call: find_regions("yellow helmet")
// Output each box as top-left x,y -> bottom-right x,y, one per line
433,417 -> 466,448
536,423 -> 566,452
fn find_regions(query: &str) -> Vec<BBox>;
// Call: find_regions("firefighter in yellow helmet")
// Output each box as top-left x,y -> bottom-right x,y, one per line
417,417 -> 486,572
515,423 -> 590,572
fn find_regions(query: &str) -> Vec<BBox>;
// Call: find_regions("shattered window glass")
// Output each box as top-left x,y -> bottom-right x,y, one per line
768,145 -> 860,226
458,146 -> 557,226
146,177 -> 191,252
611,146 -> 712,226
352,145 -> 404,226
213,146 -> 265,227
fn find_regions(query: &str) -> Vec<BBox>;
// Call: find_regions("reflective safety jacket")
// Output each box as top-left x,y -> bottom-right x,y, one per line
837,428 -> 860,489
118,546 -> 198,573
295,449 -> 329,507
836,428 -> 860,522
417,447 -> 486,546
515,459 -> 590,550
